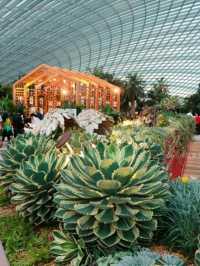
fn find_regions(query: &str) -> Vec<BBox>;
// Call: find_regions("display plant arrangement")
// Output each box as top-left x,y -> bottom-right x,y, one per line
96,248 -> 185,266
11,150 -> 66,225
0,133 -> 55,190
54,142 -> 170,260
158,180 -> 200,257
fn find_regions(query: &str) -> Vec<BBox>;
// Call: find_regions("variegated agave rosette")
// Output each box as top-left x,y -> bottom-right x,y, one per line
0,133 -> 55,190
11,150 -> 67,225
55,142 -> 170,249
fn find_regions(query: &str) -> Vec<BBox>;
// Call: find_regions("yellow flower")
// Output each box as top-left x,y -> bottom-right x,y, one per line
181,176 -> 190,184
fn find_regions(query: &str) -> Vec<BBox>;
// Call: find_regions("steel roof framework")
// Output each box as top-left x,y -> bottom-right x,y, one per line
0,0 -> 199,96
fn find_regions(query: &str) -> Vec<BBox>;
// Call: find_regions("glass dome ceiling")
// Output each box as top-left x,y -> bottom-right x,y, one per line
0,0 -> 199,96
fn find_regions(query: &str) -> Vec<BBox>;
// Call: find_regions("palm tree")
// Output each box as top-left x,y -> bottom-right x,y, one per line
122,73 -> 145,118
147,78 -> 169,106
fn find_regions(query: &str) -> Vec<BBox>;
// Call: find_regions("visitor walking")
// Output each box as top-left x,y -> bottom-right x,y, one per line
12,112 -> 25,137
1,112 -> 13,142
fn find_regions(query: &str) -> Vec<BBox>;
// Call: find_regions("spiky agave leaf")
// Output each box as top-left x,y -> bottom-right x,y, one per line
55,142 -> 170,250
51,230 -> 92,265
0,133 -> 55,190
11,150 -> 66,225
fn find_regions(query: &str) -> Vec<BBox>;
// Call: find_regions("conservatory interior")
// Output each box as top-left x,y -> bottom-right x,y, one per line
0,0 -> 200,266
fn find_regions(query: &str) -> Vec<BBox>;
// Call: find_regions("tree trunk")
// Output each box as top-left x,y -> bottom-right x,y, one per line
130,99 -> 136,118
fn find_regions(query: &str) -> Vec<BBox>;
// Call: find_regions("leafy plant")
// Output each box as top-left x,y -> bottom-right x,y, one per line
32,108 -> 77,137
0,133 -> 55,190
97,248 -> 185,266
159,96 -> 180,112
158,180 -> 200,256
76,109 -> 113,135
156,114 -> 169,127
0,95 -> 15,112
122,73 -> 145,117
51,230 -> 92,265
55,142 -> 170,251
11,150 -> 66,225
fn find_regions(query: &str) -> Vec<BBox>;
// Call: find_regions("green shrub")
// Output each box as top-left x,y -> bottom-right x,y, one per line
55,142 -> 170,252
158,181 -> 200,256
97,248 -> 185,266
0,133 -> 55,190
11,150 -> 66,225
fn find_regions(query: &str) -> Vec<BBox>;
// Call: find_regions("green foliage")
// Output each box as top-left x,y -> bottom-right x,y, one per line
156,114 -> 170,127
166,114 -> 195,155
11,150 -> 66,225
183,87 -> 200,114
0,186 -> 9,207
0,215 -> 51,265
89,67 -> 124,87
97,248 -> 185,266
0,95 -> 15,112
0,133 -> 55,190
122,73 -> 145,116
55,142 -> 170,251
0,83 -> 12,99
146,78 -> 169,107
103,104 -> 120,121
64,129 -> 107,154
62,101 -> 76,109
159,96 -> 181,112
158,181 -> 200,256
51,230 -> 92,265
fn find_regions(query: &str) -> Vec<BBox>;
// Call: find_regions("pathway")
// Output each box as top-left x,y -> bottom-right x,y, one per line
183,135 -> 200,180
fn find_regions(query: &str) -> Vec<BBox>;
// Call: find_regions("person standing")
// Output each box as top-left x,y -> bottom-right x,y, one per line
12,112 -> 25,137
1,112 -> 13,142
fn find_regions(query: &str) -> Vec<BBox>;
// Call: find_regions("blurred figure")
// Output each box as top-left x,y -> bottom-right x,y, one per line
1,112 -> 13,142
12,112 -> 25,137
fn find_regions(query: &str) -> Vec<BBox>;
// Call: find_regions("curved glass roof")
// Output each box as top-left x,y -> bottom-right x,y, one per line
0,0 -> 199,96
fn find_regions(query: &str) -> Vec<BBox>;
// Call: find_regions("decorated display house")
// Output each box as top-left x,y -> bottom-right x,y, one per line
13,64 -> 121,115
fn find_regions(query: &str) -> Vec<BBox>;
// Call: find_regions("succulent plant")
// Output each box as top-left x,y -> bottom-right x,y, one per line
11,150 -> 66,225
159,181 -> 200,256
97,248 -> 185,266
51,230 -> 92,265
55,142 -> 170,250
116,251 -> 185,266
0,133 -> 55,190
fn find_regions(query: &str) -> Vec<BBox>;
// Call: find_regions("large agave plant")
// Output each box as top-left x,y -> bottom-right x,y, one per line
0,133 -> 55,189
55,142 -> 170,249
11,151 -> 66,225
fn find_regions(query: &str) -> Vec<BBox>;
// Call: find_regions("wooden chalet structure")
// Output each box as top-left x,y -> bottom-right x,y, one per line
13,64 -> 121,115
